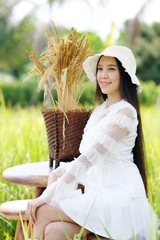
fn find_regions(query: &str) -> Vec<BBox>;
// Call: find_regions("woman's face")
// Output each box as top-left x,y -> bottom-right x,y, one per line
97,56 -> 121,99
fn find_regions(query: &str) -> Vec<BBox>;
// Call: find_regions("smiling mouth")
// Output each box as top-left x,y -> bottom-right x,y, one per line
101,82 -> 111,86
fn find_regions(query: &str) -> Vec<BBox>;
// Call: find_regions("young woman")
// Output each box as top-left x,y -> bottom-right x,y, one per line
26,46 -> 159,240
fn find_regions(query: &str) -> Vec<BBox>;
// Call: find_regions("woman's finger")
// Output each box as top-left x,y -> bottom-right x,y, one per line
30,212 -> 35,224
32,206 -> 36,223
25,204 -> 30,215
30,206 -> 36,224
25,199 -> 44,223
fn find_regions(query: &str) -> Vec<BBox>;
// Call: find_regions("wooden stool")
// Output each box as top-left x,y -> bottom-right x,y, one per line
0,199 -> 32,240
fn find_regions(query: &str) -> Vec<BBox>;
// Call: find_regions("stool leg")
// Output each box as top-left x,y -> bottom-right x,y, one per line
27,219 -> 33,238
34,187 -> 45,198
49,156 -> 53,168
14,220 -> 20,240
55,161 -> 60,168
24,220 -> 29,238
14,220 -> 25,240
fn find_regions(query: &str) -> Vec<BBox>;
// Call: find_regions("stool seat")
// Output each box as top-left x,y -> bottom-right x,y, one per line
0,199 -> 31,220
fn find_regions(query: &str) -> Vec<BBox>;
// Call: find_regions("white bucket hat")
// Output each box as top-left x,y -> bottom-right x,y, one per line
83,45 -> 142,93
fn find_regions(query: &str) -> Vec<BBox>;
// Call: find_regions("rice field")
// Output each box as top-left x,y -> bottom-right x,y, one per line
0,103 -> 160,239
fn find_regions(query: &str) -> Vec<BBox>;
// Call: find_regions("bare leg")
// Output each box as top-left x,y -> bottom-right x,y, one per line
44,221 -> 90,240
33,204 -> 81,239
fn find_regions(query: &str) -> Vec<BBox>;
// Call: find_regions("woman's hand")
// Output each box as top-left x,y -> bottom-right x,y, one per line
26,197 -> 45,224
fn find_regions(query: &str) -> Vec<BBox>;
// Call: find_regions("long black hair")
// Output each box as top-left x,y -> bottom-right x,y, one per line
95,56 -> 148,195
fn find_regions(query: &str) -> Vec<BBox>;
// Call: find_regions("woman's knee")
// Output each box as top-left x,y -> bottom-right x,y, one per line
36,204 -> 53,221
35,204 -> 46,222
35,204 -> 51,228
44,222 -> 66,240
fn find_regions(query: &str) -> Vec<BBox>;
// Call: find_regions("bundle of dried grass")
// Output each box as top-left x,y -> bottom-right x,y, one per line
27,21 -> 93,112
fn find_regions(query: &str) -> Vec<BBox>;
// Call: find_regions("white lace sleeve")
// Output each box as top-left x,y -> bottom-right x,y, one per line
40,107 -> 137,206
47,165 -> 66,186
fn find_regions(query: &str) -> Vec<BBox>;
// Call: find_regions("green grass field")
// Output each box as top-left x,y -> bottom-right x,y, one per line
0,104 -> 160,239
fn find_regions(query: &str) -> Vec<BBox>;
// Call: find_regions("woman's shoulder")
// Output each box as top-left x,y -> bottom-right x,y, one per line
117,99 -> 135,109
84,101 -> 107,129
91,101 -> 107,116
112,99 -> 137,119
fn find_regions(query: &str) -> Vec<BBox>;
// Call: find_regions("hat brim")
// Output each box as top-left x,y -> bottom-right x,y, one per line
83,54 -> 101,83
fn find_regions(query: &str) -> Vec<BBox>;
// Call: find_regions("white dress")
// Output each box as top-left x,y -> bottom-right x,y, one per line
40,99 -> 159,240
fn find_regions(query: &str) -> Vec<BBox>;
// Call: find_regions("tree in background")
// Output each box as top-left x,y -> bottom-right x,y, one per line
117,0 -> 160,85
0,17 -> 36,79
133,22 -> 160,85
119,21 -> 160,85
0,1 -> 35,79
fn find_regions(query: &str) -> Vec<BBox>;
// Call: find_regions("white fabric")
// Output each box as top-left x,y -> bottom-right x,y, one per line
83,45 -> 142,93
39,99 -> 159,239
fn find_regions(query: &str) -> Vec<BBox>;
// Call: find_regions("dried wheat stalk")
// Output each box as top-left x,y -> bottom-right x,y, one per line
27,22 -> 93,112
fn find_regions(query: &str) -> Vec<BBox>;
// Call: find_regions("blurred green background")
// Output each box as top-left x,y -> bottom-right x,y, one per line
0,0 -> 160,239
0,0 -> 160,108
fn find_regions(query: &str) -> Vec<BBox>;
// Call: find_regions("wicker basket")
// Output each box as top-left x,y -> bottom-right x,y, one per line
41,109 -> 92,167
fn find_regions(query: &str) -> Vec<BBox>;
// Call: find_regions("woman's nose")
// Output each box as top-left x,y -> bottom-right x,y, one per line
101,70 -> 108,78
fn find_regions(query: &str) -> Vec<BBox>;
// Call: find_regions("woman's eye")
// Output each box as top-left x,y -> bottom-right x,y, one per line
97,67 -> 102,71
108,68 -> 115,71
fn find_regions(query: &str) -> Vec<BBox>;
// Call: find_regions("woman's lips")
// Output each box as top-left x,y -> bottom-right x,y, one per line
100,82 -> 111,86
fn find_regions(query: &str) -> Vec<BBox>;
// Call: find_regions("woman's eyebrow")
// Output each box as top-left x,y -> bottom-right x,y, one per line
98,63 -> 117,67
108,64 -> 117,66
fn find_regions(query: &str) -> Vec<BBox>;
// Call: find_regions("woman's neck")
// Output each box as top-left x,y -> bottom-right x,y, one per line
107,95 -> 123,107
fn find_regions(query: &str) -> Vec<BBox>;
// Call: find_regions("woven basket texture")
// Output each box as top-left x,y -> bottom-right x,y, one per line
41,109 -> 92,162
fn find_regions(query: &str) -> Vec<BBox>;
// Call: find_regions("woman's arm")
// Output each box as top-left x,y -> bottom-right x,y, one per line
47,165 -> 66,186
